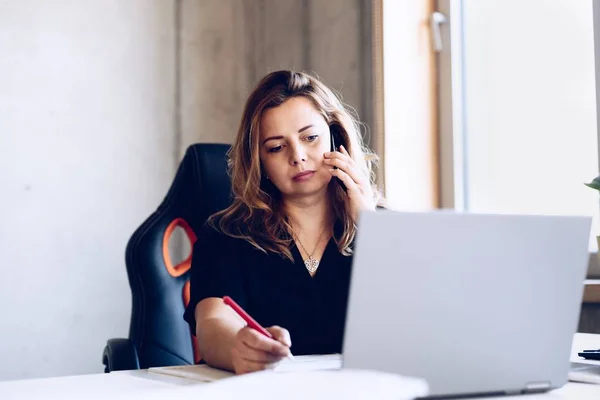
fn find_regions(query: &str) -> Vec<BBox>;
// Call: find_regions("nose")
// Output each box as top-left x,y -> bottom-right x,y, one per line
289,143 -> 307,166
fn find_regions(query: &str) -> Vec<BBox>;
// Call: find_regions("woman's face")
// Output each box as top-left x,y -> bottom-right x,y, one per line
258,97 -> 333,199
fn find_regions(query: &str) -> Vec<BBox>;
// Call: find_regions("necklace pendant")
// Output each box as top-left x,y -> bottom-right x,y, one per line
305,257 -> 319,273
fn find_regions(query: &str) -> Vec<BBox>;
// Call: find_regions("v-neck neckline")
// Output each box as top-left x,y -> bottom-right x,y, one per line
292,237 -> 333,279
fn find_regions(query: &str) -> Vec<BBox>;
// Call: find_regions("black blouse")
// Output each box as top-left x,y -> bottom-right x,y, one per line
183,222 -> 353,356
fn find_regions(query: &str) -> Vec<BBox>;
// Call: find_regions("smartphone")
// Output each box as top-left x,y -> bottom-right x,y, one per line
330,128 -> 347,191
330,128 -> 338,153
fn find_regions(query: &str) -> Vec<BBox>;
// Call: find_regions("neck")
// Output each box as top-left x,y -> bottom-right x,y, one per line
283,191 -> 333,236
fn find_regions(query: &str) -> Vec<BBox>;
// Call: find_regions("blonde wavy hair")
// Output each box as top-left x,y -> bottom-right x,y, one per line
208,70 -> 381,261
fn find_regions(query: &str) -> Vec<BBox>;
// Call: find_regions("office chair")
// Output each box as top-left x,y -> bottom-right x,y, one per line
102,143 -> 232,372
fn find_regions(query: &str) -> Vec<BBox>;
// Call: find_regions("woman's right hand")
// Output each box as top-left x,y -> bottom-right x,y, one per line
231,325 -> 292,374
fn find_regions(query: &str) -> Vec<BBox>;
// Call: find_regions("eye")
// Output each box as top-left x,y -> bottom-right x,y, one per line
305,135 -> 319,142
268,145 -> 284,153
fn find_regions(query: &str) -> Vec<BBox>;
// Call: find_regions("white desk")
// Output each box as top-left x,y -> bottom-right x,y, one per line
568,332 -> 600,366
1,334 -> 599,400
0,368 -> 426,400
0,369 -> 196,400
474,333 -> 600,399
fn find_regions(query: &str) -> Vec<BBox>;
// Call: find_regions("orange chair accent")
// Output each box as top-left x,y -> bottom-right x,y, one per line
162,218 -> 197,278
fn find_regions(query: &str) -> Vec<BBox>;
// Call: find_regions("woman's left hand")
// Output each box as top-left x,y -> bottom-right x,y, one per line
324,145 -> 376,224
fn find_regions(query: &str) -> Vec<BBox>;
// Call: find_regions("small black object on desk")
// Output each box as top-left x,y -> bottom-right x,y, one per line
578,349 -> 600,361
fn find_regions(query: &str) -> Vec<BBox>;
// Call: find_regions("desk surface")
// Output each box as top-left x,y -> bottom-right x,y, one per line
1,333 -> 599,400
569,332 -> 600,365
478,332 -> 600,399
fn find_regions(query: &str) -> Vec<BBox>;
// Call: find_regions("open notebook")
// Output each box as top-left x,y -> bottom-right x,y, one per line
148,354 -> 342,382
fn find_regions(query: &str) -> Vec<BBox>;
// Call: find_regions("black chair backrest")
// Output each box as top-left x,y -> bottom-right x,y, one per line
124,143 -> 232,368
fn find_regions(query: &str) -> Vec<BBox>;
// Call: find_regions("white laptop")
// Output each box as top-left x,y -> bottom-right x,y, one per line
342,210 -> 591,398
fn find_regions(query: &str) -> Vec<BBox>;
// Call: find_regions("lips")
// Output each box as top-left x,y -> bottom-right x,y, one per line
292,170 -> 316,181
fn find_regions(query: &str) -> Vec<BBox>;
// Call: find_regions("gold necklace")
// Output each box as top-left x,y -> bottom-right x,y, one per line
295,227 -> 328,273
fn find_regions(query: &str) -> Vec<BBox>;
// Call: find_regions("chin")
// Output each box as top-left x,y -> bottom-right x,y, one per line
286,181 -> 330,198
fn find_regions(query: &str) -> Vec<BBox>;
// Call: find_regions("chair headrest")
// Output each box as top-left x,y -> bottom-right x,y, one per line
157,143 -> 233,234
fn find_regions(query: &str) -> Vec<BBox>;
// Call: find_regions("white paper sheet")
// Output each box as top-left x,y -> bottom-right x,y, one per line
148,354 -> 342,381
273,353 -> 342,372
148,364 -> 234,382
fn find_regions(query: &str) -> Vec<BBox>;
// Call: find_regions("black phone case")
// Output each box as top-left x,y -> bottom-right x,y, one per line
330,130 -> 347,191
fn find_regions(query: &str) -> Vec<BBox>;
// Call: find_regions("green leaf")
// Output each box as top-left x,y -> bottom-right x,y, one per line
585,176 -> 600,191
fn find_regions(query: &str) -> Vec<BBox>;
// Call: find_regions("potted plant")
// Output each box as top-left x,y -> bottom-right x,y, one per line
585,175 -> 600,250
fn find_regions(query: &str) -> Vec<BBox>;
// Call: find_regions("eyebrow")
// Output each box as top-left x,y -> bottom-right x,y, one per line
262,124 -> 314,145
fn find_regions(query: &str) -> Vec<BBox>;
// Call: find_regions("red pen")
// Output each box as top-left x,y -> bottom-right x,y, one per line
223,296 -> 294,360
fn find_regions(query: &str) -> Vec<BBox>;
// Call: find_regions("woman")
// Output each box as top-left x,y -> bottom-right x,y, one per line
183,70 -> 382,374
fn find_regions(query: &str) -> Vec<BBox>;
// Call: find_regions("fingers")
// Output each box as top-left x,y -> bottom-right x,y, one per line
232,326 -> 293,375
231,343 -> 282,364
231,354 -> 279,374
324,155 -> 352,171
324,146 -> 366,186
329,167 -> 359,192
266,326 -> 292,348
324,145 -> 355,165
339,144 -> 351,158
237,327 -> 290,357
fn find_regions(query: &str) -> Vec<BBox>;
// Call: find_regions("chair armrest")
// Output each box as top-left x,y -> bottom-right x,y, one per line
102,338 -> 140,372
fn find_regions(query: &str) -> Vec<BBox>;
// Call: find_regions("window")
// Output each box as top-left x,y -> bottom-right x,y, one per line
437,0 -> 599,250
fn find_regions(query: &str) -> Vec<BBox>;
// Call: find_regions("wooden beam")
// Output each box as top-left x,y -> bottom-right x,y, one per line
583,280 -> 600,303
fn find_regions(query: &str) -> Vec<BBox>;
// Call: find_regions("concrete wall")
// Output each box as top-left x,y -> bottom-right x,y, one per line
180,0 -> 377,151
0,0 -> 373,381
0,0 -> 176,380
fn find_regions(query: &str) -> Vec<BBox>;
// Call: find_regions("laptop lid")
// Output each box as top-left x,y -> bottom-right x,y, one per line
342,210 -> 591,398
